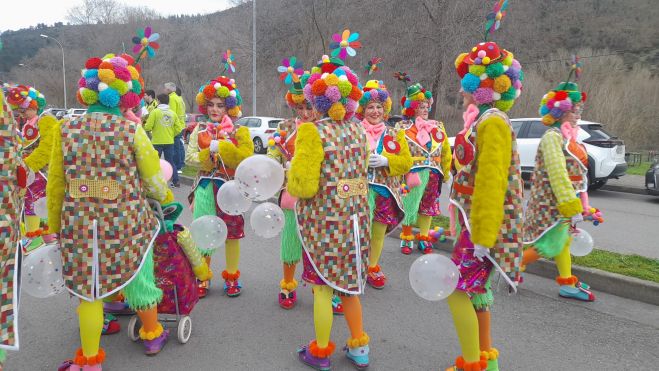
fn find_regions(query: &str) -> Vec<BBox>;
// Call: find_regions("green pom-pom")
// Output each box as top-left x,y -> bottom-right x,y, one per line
424,91 -> 432,99
80,88 -> 98,105
217,86 -> 230,98
236,94 -> 243,105
518,70 -> 525,81
311,66 -> 321,74
468,65 -> 486,76
36,97 -> 46,108
494,99 -> 515,112
501,86 -> 517,101
109,79 -> 129,95
339,97 -> 348,105
131,79 -> 142,94
568,91 -> 582,103
486,63 -> 504,78
338,80 -> 352,97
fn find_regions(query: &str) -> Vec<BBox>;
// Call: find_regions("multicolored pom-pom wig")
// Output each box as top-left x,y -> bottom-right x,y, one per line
285,73 -> 311,109
195,76 -> 243,120
76,53 -> 144,109
6,85 -> 46,114
539,81 -> 586,126
356,80 -> 392,120
454,41 -> 524,114
400,83 -> 433,120
303,55 -> 363,122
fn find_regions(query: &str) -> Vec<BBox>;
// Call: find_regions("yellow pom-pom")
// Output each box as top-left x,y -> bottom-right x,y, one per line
454,53 -> 468,69
328,102 -> 346,121
383,98 -> 392,115
493,75 -> 511,93
109,79 -> 129,95
268,139 -> 275,146
127,66 -> 139,80
196,92 -> 206,107
414,92 -> 425,101
217,86 -> 230,98
291,93 -> 306,104
98,69 -> 116,84
502,52 -> 514,66
542,114 -> 555,125
325,74 -> 339,86
227,106 -> 241,117
482,56 -> 491,65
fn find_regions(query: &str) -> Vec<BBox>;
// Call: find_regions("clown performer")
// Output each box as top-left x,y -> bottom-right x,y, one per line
522,77 -> 598,301
0,85 -> 29,371
289,48 -> 372,370
356,79 -> 412,289
48,53 -> 175,370
5,85 -> 57,250
446,11 -> 525,370
185,75 -> 253,298
396,82 -> 451,255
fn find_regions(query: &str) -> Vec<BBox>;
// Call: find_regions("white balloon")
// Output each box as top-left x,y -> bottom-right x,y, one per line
235,155 -> 285,201
216,180 -> 252,216
409,253 -> 459,301
570,227 -> 594,257
190,215 -> 228,251
22,243 -> 65,298
250,202 -> 285,238
34,197 -> 48,218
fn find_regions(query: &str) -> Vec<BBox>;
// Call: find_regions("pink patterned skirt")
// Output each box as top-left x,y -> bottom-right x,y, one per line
301,250 -> 325,286
451,230 -> 493,295
418,171 -> 442,216
24,172 -> 47,216
373,192 -> 403,226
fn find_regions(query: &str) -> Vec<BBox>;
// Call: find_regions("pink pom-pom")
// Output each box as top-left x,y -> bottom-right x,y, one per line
558,99 -> 572,112
325,86 -> 341,103
370,89 -> 379,101
512,59 -> 521,70
109,57 -> 128,69
114,66 -> 131,82
346,71 -> 358,85
345,98 -> 358,113
78,77 -> 87,88
546,99 -> 556,109
477,50 -> 487,58
306,73 -> 321,86
473,87 -> 494,104
274,136 -> 281,143
513,80 -> 522,89
119,91 -> 140,109
303,85 -> 314,103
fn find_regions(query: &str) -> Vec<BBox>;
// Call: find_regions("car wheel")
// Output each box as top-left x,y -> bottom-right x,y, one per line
253,137 -> 264,154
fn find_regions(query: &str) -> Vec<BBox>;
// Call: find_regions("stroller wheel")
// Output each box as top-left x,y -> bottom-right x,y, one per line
127,315 -> 141,342
177,316 -> 192,344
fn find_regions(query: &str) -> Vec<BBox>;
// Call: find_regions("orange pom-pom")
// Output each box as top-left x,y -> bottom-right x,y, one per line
493,75 -> 512,93
368,265 -> 381,273
203,85 -> 216,100
309,340 -> 336,358
480,78 -> 494,89
348,85 -> 363,101
311,79 -> 327,95
99,61 -> 114,70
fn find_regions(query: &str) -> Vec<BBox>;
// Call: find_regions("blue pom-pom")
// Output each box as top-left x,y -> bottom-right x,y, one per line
539,105 -> 550,116
84,69 -> 99,79
334,69 -> 346,77
461,73 -> 481,94
549,107 -> 563,118
224,96 -> 237,109
404,100 -> 412,108
86,77 -> 100,91
379,90 -> 389,101
314,95 -> 332,113
99,88 -> 121,107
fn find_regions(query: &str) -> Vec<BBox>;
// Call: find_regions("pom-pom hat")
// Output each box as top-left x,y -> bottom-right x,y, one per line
303,55 -> 362,122
195,76 -> 243,119
6,85 -> 46,114
356,79 -> 392,120
539,81 -> 587,126
285,72 -> 311,109
76,53 -> 144,109
400,83 -> 433,119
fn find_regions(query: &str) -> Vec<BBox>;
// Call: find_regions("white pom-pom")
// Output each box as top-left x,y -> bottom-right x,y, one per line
81,69 -> 87,76
554,102 -> 561,108
492,92 -> 501,101
502,65 -> 509,72
214,83 -> 221,90
321,73 -> 329,79
516,90 -> 521,98
98,82 -> 109,92
230,90 -> 237,97
480,74 -> 488,81
127,81 -> 133,89
338,75 -> 348,81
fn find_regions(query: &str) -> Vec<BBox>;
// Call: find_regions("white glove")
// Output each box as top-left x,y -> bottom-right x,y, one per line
284,161 -> 292,170
209,140 -> 219,153
473,244 -> 489,262
571,214 -> 584,225
368,153 -> 389,168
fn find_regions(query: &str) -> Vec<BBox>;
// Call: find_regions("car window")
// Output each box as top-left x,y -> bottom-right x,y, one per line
581,124 -> 613,140
268,120 -> 281,128
247,118 -> 262,128
235,118 -> 249,126
511,121 -> 523,135
526,121 -> 549,138
195,115 -> 205,122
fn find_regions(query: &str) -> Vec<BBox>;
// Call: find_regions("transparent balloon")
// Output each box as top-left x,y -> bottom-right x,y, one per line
33,197 -> 48,219
160,159 -> 173,182
570,227 -> 594,257
216,180 -> 252,216
235,155 -> 285,201
22,243 -> 65,298
409,253 -> 459,301
250,202 -> 285,238
190,215 -> 228,251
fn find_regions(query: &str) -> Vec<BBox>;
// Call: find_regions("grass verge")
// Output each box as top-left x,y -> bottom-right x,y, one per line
626,161 -> 651,176
181,165 -> 197,178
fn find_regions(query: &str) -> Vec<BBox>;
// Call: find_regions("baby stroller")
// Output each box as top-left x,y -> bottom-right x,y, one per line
127,200 -> 211,344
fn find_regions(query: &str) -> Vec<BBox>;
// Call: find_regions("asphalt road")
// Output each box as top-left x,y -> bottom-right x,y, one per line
5,186 -> 659,370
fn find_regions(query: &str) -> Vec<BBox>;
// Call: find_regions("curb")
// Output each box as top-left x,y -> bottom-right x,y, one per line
392,227 -> 659,306
180,174 -> 194,186
600,184 -> 649,196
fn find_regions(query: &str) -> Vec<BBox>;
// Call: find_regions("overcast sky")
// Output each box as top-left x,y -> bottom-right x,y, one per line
0,0 -> 233,32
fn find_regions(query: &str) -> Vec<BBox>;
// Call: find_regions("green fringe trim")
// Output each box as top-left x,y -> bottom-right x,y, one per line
402,169 -> 430,226
368,188 -> 377,222
534,222 -> 570,259
193,182 -> 219,256
123,249 -> 163,311
280,209 -> 303,264
471,272 -> 494,310
0,348 -> 6,364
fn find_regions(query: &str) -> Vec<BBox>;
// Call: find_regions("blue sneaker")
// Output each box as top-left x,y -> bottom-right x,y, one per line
344,345 -> 369,369
559,285 -> 595,301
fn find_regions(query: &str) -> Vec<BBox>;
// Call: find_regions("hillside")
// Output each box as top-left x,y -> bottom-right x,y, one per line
1,0 -> 658,149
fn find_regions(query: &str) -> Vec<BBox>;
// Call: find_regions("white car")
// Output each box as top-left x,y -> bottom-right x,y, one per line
235,116 -> 284,154
449,118 -> 627,189
63,108 -> 87,120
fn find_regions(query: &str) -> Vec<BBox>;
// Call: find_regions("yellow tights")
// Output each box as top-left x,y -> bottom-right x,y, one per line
368,222 -> 388,268
225,239 -> 240,274
447,291 -> 481,362
417,214 -> 432,236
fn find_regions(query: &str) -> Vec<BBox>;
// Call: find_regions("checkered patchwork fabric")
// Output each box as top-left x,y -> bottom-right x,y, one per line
60,113 -> 159,300
449,109 -> 523,279
524,128 -> 588,243
296,119 -> 370,294
0,95 -> 22,348
398,120 -> 446,175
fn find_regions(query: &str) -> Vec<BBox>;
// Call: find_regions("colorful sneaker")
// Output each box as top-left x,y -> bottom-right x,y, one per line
344,345 -> 369,370
58,349 -> 105,371
576,281 -> 591,290
445,355 -> 488,371
143,329 -> 170,356
418,240 -> 433,254
103,301 -> 134,315
58,361 -> 102,371
332,295 -> 343,315
482,348 -> 499,371
400,238 -> 413,255
197,280 -> 209,298
366,265 -> 386,290
222,270 -> 242,297
559,285 -> 595,302
279,289 -> 297,309
297,341 -> 334,371
101,313 -> 120,335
